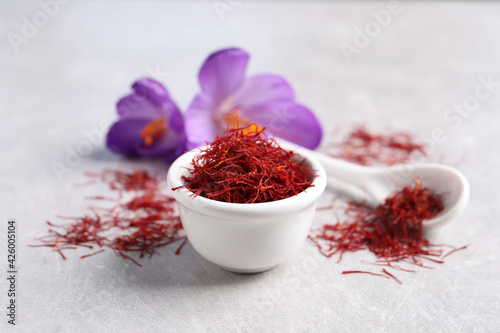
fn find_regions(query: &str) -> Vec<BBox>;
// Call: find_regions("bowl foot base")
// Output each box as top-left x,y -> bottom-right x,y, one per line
218,264 -> 278,274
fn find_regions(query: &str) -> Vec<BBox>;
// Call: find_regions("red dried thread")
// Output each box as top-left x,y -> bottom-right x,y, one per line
310,179 -> 468,283
81,169 -> 160,192
31,169 -> 186,266
324,126 -> 427,166
174,125 -> 315,203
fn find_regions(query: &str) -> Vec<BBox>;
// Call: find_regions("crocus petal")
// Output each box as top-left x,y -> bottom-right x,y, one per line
185,48 -> 324,151
198,48 -> 249,106
185,93 -> 219,150
185,75 -> 297,149
108,77 -> 187,162
240,101 -> 323,149
106,118 -> 150,156
132,104 -> 188,162
134,128 -> 185,160
116,78 -> 173,120
168,105 -> 186,134
230,74 -> 296,111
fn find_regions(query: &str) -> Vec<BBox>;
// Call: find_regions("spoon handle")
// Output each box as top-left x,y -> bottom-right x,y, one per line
278,140 -> 384,204
277,140 -> 470,230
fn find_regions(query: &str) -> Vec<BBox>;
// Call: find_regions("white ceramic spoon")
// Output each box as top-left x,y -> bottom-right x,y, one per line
279,141 -> 470,229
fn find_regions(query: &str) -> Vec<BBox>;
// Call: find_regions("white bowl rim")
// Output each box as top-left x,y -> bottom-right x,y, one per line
167,144 -> 327,220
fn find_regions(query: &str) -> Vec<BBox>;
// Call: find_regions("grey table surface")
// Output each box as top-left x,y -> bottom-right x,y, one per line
1,1 -> 499,332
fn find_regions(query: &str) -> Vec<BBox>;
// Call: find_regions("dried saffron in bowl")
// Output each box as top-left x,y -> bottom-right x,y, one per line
174,126 -> 316,204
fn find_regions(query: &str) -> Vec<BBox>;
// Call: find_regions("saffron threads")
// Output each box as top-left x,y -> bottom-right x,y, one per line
382,268 -> 403,284
441,245 -> 469,259
342,270 -> 390,280
32,169 -> 186,266
80,169 -> 161,192
324,126 -> 427,166
310,179 -> 468,283
174,125 -> 315,203
314,125 -> 467,283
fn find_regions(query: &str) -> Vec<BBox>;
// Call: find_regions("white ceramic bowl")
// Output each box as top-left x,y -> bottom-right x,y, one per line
167,145 -> 327,273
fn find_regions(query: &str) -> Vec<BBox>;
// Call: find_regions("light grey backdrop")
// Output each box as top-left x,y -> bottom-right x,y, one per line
0,1 -> 499,332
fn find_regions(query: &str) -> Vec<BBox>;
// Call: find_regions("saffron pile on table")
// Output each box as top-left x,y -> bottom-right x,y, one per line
324,126 -> 427,166
311,179 -> 467,284
175,126 -> 315,203
31,169 -> 186,266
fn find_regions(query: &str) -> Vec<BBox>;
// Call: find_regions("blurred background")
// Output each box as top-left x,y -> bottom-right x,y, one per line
1,1 -> 499,332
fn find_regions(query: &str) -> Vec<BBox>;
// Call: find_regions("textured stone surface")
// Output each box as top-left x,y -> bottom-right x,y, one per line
1,1 -> 499,332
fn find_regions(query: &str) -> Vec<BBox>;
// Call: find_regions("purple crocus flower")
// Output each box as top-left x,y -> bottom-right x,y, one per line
106,78 -> 186,163
185,48 -> 322,150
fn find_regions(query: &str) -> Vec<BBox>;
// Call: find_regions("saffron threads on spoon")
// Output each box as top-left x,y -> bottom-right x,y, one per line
313,126 -> 468,283
31,169 -> 186,266
174,125 -> 315,203
310,179 -> 468,283
310,179 -> 444,261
